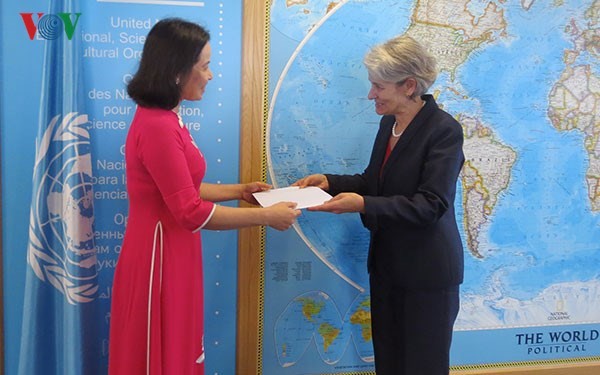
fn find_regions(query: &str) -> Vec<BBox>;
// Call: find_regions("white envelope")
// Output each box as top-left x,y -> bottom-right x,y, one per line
252,186 -> 332,209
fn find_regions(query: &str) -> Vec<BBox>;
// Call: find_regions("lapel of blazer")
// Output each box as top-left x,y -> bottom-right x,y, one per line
380,96 -> 436,183
372,116 -> 395,194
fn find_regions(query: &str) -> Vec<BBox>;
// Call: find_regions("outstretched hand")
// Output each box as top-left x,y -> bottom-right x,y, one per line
241,181 -> 272,205
265,202 -> 301,231
307,193 -> 364,214
291,174 -> 329,190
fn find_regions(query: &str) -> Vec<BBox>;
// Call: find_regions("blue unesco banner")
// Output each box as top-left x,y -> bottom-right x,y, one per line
1,1 -> 242,374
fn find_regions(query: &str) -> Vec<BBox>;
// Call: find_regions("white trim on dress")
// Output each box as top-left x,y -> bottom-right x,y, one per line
147,221 -> 164,374
193,204 -> 216,232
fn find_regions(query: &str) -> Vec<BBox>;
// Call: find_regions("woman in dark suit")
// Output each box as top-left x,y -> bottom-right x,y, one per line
293,35 -> 465,375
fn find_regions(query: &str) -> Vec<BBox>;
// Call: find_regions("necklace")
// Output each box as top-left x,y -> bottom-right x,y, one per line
391,121 -> 404,137
391,100 -> 425,137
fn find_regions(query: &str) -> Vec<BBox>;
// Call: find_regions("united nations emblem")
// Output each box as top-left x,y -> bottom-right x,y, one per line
27,112 -> 98,304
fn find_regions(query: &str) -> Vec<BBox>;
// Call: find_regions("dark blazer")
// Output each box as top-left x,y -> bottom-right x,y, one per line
326,95 -> 465,289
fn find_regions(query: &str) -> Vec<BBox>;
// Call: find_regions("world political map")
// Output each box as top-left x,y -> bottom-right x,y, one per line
263,0 -> 600,372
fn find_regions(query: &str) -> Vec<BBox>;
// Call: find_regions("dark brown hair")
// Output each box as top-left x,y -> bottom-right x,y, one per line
127,18 -> 210,109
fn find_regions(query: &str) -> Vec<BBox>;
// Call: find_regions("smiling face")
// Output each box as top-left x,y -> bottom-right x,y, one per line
367,76 -> 413,116
180,42 -> 213,101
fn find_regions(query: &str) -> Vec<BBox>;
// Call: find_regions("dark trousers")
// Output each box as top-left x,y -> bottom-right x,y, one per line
369,272 -> 460,375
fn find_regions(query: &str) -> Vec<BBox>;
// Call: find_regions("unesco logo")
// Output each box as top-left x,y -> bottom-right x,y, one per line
20,12 -> 82,40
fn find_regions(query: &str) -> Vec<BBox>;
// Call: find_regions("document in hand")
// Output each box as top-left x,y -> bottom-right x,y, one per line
252,186 -> 332,209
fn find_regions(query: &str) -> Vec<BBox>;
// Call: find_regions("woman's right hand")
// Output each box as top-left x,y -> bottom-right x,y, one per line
264,202 -> 301,231
291,174 -> 329,190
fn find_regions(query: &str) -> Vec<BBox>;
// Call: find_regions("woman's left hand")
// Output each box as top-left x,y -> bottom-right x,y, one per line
241,181 -> 272,204
308,193 -> 365,214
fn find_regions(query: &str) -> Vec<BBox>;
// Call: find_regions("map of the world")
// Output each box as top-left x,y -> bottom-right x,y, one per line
262,0 -> 600,372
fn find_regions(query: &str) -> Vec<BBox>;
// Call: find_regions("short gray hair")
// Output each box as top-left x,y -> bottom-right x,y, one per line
364,35 -> 437,99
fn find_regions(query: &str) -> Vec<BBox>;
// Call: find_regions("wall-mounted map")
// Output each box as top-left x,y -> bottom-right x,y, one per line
262,0 -> 600,373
